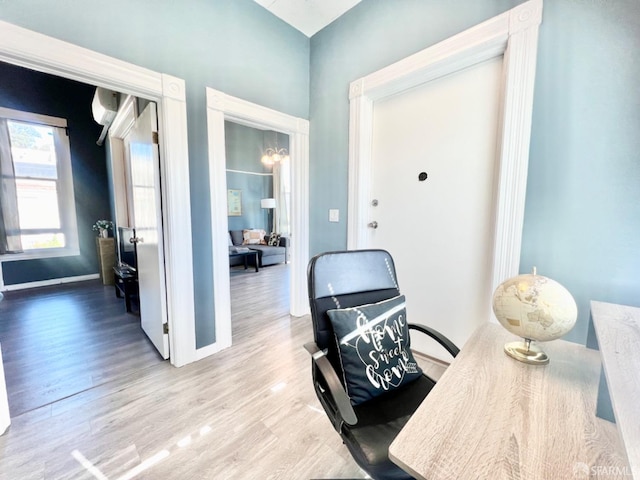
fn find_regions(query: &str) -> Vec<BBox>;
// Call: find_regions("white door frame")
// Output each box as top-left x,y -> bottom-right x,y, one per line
200,88 -> 309,359
348,0 -> 543,296
0,20 -> 197,367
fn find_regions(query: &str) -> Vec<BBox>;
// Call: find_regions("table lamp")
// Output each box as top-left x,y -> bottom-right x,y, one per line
492,267 -> 578,365
260,198 -> 276,233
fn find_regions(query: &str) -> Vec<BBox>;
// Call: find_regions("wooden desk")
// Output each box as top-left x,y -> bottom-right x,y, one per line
389,323 -> 630,479
590,301 -> 640,479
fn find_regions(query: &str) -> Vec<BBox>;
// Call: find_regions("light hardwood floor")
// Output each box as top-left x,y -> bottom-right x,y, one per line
0,264 -> 445,479
0,280 -> 162,418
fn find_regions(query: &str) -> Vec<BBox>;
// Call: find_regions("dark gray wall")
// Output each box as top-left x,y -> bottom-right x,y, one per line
0,61 -> 111,285
309,0 -> 640,345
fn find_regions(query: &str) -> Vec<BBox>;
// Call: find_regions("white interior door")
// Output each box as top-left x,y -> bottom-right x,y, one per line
370,57 -> 503,359
125,103 -> 169,359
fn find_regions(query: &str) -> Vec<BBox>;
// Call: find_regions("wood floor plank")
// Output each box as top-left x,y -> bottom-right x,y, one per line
0,280 -> 162,417
0,264 -> 390,478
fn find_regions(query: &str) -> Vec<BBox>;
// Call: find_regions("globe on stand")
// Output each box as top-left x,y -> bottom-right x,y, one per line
492,267 -> 578,365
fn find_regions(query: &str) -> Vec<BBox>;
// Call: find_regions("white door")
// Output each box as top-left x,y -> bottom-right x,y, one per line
125,103 -> 169,359
370,57 -> 503,359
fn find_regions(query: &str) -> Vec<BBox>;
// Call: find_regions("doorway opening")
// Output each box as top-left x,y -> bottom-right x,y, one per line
0,19 -> 196,367
0,62 -> 169,417
224,121 -> 292,340
200,88 -> 309,359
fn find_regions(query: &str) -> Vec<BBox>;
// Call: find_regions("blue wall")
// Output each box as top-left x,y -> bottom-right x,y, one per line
309,0 -> 521,255
309,0 -> 640,345
0,61 -> 111,285
3,0 -> 638,349
520,0 -> 640,343
0,0 -> 310,348
225,121 -> 273,233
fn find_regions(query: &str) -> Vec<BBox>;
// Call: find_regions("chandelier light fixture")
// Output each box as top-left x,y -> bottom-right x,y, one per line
261,147 -> 289,166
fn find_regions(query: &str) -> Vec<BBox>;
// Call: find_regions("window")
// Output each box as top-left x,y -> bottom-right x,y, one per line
0,107 -> 79,260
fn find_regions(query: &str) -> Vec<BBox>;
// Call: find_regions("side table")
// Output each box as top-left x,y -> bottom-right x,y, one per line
229,249 -> 259,272
113,265 -> 139,313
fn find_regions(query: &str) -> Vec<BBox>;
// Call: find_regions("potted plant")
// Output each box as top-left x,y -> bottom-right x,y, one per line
92,220 -> 113,238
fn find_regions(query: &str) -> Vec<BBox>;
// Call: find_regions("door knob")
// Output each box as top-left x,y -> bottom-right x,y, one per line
129,236 -> 144,244
367,221 -> 378,229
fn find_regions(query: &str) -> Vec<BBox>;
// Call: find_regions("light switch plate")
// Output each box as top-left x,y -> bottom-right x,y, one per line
329,209 -> 339,222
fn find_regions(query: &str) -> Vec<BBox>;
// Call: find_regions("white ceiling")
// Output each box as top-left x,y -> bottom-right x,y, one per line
253,0 -> 362,37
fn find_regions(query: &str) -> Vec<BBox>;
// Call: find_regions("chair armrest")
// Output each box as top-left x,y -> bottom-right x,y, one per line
304,342 -> 357,426
409,324 -> 460,358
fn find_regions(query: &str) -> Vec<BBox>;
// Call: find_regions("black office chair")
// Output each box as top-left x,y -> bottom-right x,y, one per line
305,250 -> 460,480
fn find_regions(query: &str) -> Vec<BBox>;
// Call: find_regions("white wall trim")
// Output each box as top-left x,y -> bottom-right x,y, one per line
0,20 -> 197,367
0,106 -> 67,127
2,274 -> 99,292
204,88 -> 310,358
109,95 -> 137,139
226,169 -> 274,177
157,73 -> 196,367
0,247 -> 81,263
347,0 -> 542,298
195,341 -> 230,361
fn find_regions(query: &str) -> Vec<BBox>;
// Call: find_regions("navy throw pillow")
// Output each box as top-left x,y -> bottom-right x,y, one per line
327,295 -> 422,405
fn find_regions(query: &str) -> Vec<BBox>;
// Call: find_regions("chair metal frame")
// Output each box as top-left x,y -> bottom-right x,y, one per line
305,249 -> 460,479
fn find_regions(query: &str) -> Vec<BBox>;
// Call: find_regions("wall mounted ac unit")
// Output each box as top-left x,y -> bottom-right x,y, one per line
92,87 -> 119,145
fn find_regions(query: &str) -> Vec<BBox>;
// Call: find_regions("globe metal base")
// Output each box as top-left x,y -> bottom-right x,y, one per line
504,340 -> 549,365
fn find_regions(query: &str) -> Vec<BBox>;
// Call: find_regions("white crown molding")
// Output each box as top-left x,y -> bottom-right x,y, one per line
348,8 -> 509,102
204,87 -> 310,359
348,0 -> 542,301
0,19 -> 197,367
510,0 -> 543,33
0,20 -> 161,98
161,74 -> 186,102
206,88 -> 305,134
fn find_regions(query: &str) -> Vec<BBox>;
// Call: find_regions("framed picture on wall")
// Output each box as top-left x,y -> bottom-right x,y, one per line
227,189 -> 242,216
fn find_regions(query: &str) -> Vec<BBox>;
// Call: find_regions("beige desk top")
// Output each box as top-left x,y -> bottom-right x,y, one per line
389,323 -> 630,480
591,301 -> 640,479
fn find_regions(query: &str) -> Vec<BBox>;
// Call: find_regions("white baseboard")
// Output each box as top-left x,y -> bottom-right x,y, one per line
195,338 -> 232,360
1,274 -> 100,292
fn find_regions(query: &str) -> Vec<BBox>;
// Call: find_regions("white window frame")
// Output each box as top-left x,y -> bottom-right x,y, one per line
0,106 -> 80,261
